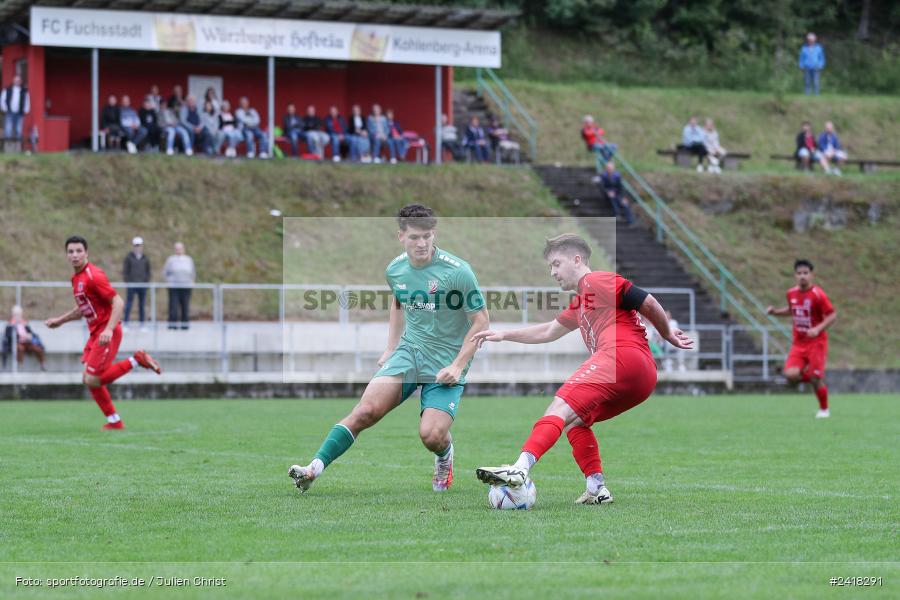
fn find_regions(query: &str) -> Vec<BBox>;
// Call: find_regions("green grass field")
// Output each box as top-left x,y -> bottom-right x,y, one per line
1,394 -> 897,598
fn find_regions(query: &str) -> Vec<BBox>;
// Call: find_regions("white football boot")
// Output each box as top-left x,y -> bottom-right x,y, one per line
815,409 -> 831,419
432,444 -> 454,492
475,465 -> 527,488
575,485 -> 613,505
288,464 -> 317,493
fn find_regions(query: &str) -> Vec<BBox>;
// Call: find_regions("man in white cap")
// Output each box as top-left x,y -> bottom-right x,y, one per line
123,236 -> 151,332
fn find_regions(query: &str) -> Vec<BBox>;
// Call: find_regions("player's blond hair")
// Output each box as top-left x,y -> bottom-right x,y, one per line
543,233 -> 592,261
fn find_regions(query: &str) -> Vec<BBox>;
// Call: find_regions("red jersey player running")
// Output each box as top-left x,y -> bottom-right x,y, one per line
766,259 -> 836,418
45,236 -> 162,429
472,234 -> 693,504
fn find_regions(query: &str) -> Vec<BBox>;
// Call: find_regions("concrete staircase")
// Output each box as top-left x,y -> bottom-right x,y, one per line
533,165 -> 770,375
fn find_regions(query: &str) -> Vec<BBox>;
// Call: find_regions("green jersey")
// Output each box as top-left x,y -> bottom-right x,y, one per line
385,246 -> 485,370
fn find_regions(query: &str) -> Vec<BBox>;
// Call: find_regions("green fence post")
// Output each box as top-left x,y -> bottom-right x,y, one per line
720,267 -> 727,314
655,198 -> 663,242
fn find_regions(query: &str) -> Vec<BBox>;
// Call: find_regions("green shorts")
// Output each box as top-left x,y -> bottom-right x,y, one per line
374,344 -> 465,419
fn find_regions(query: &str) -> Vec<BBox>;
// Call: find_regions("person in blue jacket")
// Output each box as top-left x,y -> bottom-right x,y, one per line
799,33 -> 825,96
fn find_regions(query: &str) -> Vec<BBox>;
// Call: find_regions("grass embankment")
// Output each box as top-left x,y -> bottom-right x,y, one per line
463,79 -> 900,170
639,172 -> 900,369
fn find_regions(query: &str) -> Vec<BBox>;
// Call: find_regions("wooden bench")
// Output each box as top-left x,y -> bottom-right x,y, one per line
657,148 -> 750,170
770,153 -> 900,173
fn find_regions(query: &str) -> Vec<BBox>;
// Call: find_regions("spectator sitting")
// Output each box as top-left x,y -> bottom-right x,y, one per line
385,109 -> 408,164
161,100 -> 192,156
325,106 -> 349,162
463,116 -> 490,163
799,32 -> 825,96
180,95 -> 210,156
680,116 -> 707,171
204,86 -> 221,114
489,117 -> 521,163
440,114 -> 463,161
347,104 -> 371,163
119,95 -> 147,154
166,84 -> 184,109
218,100 -> 242,157
599,160 -> 634,226
199,99 -> 220,155
236,96 -> 268,159
3,305 -> 45,371
282,103 -> 304,157
794,121 -> 830,172
367,104 -> 390,163
100,94 -> 124,149
139,96 -> 161,149
1,74 -> 30,143
581,115 -> 617,161
702,118 -> 727,173
146,84 -> 162,113
818,121 -> 847,176
302,105 -> 329,159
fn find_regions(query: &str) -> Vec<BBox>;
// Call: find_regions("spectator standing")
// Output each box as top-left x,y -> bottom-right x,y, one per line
204,87 -> 221,113
139,96 -> 161,149
818,121 -> 847,175
163,242 -> 195,330
1,74 -> 29,143
798,33 -> 825,96
385,109 -> 408,164
367,104 -> 390,163
702,119 -> 727,173
302,105 -> 329,159
441,114 -> 463,161
218,100 -> 242,157
161,100 -> 192,156
283,103 -> 304,157
794,121 -> 830,172
119,95 -> 148,154
599,161 -> 634,226
3,305 -> 45,371
581,115 -> 617,161
100,95 -> 124,149
680,116 -> 707,171
123,236 -> 151,332
464,116 -> 490,163
325,106 -> 349,162
236,96 -> 268,158
347,104 -> 371,163
199,99 -> 220,155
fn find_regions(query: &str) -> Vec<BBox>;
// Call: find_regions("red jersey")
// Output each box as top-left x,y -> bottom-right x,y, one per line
556,271 -> 651,357
582,125 -> 606,147
786,284 -> 834,344
71,262 -> 117,335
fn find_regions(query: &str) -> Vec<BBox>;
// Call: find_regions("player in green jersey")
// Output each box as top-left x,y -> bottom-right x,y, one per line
289,204 -> 489,493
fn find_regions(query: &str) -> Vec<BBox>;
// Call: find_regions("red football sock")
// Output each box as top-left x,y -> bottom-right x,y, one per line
815,385 -> 828,410
566,425 -> 602,477
90,386 -> 117,417
101,359 -> 133,385
521,415 -> 565,461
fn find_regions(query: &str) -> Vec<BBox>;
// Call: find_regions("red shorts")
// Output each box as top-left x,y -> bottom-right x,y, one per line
555,346 -> 658,427
785,340 -> 828,379
82,324 -> 122,376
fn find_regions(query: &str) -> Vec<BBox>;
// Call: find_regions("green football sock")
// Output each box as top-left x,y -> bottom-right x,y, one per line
313,424 -> 355,468
435,438 -> 453,458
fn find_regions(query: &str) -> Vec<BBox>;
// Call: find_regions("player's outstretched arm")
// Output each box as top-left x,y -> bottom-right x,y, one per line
471,319 -> 570,349
44,305 -> 83,329
638,294 -> 694,350
436,308 -> 490,385
378,297 -> 405,366
766,305 -> 791,316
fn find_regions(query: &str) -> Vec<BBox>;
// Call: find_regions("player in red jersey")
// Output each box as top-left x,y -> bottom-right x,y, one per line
44,236 -> 162,429
766,259 -> 836,418
472,234 -> 693,504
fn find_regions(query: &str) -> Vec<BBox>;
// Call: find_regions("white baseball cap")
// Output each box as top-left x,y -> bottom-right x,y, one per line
132,236 -> 144,245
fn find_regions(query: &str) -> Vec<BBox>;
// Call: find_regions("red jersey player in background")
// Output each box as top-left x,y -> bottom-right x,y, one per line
766,259 -> 836,418
45,236 -> 162,429
472,234 -> 693,504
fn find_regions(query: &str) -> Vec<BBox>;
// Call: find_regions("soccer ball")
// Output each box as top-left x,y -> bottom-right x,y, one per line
488,479 -> 536,510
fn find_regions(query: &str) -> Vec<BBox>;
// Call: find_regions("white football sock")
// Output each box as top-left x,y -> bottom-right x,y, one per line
513,451 -> 536,473
309,458 -> 325,477
129,357 -> 138,368
107,413 -> 121,424
586,472 -> 605,494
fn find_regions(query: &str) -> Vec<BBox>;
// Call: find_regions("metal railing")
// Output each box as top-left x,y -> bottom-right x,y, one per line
475,67 -> 538,162
597,152 -> 792,352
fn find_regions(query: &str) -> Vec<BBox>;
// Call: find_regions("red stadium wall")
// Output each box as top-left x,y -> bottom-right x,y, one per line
2,45 -> 453,156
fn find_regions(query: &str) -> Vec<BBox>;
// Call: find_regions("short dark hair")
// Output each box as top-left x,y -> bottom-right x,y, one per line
397,204 -> 437,231
65,235 -> 88,250
543,233 -> 592,261
794,259 -> 814,271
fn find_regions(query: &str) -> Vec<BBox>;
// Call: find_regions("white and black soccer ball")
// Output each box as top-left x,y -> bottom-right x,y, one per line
488,479 -> 536,510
